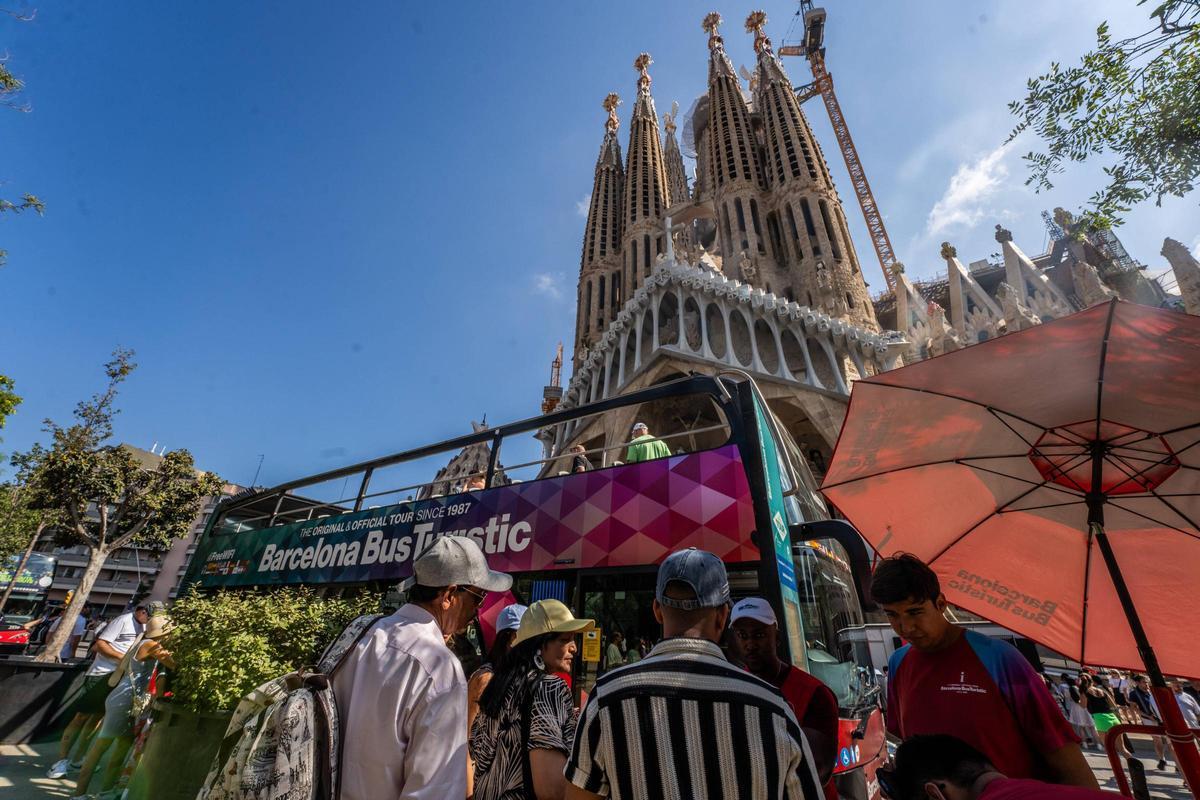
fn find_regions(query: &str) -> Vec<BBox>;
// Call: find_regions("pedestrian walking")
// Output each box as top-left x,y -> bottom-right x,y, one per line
72,614 -> 175,800
46,603 -> 148,780
883,734 -> 1115,800
1080,674 -> 1120,740
871,554 -> 1096,789
603,631 -> 625,672
470,599 -> 593,800
467,603 -> 527,797
1130,673 -> 1171,770
1063,676 -> 1100,749
565,547 -> 824,800
1173,679 -> 1200,730
730,596 -> 839,799
622,422 -> 671,464
47,604 -> 90,661
331,535 -> 512,800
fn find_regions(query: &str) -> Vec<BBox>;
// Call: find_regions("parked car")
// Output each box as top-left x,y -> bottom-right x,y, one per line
0,619 -> 30,655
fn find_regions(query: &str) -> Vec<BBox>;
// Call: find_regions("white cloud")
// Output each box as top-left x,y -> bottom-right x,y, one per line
575,193 -> 591,218
533,272 -> 565,301
924,144 -> 1012,237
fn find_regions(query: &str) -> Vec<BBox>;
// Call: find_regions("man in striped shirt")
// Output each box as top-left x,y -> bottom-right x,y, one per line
564,547 -> 824,800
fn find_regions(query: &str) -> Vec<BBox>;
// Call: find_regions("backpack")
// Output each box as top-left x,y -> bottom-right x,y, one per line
197,613 -> 383,800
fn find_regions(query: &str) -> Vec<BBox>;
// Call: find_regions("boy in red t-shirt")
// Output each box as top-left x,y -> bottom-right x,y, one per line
884,734 -> 1116,800
872,554 -> 1097,790
730,597 -> 839,800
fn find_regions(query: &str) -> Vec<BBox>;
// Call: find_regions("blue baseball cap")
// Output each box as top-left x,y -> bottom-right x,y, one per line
655,548 -> 731,610
497,603 -> 528,632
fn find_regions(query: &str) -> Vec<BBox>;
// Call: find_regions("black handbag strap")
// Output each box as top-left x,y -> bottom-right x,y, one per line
519,681 -> 536,800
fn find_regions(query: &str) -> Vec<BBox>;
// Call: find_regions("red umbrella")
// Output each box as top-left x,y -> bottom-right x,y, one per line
823,299 -> 1200,790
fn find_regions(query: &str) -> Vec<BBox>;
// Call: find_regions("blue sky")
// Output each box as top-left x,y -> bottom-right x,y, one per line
1,1 -> 1197,492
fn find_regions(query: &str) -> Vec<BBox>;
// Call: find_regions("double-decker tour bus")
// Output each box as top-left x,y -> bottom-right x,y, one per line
182,375 -> 886,799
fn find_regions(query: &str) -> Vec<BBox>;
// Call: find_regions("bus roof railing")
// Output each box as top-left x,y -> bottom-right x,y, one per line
211,374 -> 737,526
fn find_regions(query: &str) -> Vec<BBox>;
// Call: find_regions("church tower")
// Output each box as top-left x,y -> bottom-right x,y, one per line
620,53 -> 672,302
574,93 -> 625,368
701,13 -> 770,283
745,11 -> 878,330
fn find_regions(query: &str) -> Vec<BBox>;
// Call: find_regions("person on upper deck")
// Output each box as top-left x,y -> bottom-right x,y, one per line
623,422 -> 671,464
872,553 -> 1097,790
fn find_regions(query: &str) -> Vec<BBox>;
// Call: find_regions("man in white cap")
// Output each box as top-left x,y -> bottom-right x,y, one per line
333,535 -> 512,800
731,597 -> 839,799
623,422 -> 672,464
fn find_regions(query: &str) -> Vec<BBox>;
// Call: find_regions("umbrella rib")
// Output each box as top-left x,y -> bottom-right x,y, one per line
819,454 -> 1030,490
1160,420 -> 1200,437
868,382 -> 1048,434
1147,489 -> 1200,537
997,499 -> 1085,513
926,482 -> 1049,566
1036,452 -> 1095,494
987,408 -> 1041,449
967,463 -> 1083,498
1106,500 -> 1200,541
1094,299 -> 1118,442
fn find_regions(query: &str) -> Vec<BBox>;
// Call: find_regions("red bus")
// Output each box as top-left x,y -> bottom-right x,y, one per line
183,374 -> 887,798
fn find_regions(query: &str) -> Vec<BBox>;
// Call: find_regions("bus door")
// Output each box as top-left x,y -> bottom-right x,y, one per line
575,568 -> 657,690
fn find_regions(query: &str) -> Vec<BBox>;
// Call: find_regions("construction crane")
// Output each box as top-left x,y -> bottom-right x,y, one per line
779,1 -> 898,293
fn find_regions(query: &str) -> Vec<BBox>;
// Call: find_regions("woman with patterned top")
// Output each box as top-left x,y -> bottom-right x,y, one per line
470,599 -> 593,800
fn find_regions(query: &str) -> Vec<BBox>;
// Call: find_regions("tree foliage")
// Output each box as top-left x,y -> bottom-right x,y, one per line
168,587 -> 377,712
1,13 -> 44,268
0,484 -> 41,564
1007,0 -> 1200,228
22,348 -> 223,661
0,374 -> 19,442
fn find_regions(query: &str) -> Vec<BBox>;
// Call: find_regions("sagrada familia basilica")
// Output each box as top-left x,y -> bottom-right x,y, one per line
449,11 -> 1200,487
528,11 -> 1200,477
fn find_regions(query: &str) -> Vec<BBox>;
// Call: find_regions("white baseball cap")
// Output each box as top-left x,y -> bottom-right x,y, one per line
497,603 -> 528,632
401,535 -> 513,592
730,597 -> 778,626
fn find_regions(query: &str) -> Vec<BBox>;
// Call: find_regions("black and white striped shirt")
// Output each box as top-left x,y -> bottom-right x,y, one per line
565,637 -> 824,800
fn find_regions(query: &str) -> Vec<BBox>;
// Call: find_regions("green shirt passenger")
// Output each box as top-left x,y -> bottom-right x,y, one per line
623,422 -> 672,463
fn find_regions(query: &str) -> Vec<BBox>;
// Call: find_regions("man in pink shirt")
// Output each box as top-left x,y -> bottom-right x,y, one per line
883,734 -> 1117,800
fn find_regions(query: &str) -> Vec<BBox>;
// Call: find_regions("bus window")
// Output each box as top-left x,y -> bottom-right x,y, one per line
794,537 -> 866,708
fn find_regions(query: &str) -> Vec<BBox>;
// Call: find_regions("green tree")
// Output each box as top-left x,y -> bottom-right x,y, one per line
21,349 -> 223,662
1,15 -> 45,267
0,374 -> 19,434
1007,0 -> 1200,228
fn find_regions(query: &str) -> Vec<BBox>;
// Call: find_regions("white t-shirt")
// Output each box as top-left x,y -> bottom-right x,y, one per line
86,612 -> 144,676
49,614 -> 88,660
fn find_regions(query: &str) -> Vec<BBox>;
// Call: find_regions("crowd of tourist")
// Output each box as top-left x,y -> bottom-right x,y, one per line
38,535 -> 1197,799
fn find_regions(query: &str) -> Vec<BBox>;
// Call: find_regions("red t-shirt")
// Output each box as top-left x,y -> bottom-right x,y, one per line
777,665 -> 839,800
887,631 -> 1077,780
981,777 -> 1120,799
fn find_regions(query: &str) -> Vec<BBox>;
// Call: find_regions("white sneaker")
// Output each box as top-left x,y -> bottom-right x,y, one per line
46,758 -> 71,778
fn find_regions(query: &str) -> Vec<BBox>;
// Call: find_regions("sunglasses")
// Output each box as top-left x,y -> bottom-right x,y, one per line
458,586 -> 487,605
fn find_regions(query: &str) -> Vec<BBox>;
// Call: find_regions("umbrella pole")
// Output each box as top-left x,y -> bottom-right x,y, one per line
1090,516 -> 1200,793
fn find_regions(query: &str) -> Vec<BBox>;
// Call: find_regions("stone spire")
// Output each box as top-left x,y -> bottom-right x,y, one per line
1163,237 -> 1200,315
741,10 -> 877,330
620,53 -> 672,299
573,93 -> 626,368
661,103 -> 690,209
702,11 -> 767,284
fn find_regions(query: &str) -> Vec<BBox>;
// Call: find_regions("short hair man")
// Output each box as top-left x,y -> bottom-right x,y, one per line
46,603 -> 149,779
623,422 -> 672,464
730,597 -> 839,799
565,548 -> 824,800
332,535 -> 511,800
871,554 -> 1096,790
884,734 -> 1113,800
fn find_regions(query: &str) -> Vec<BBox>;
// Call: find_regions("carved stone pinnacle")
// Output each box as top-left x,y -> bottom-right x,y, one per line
994,224 -> 1013,243
940,242 -> 957,260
